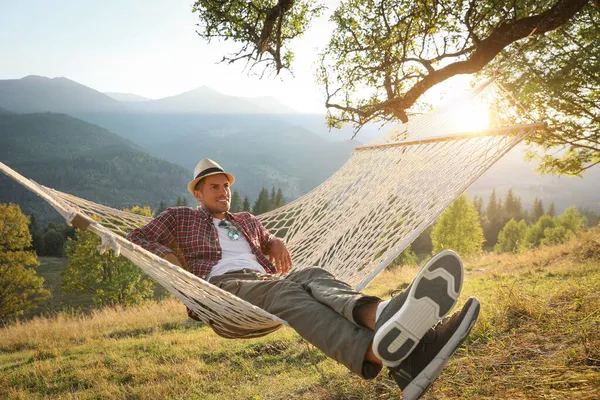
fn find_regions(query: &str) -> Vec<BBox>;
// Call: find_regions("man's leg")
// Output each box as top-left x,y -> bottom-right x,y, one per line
284,267 -> 381,327
209,270 -> 382,379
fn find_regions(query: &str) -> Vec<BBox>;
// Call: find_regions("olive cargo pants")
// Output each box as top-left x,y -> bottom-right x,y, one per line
209,267 -> 382,378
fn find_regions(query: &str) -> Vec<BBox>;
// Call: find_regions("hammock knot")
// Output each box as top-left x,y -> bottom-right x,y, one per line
97,233 -> 121,256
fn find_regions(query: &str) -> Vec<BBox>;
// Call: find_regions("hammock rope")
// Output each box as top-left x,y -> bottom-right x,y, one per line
0,81 -> 545,338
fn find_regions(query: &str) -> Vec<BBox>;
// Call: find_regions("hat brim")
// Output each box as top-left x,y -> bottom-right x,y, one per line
187,172 -> 235,194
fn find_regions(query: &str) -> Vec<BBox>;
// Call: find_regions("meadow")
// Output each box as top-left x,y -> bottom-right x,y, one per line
1,230 -> 599,399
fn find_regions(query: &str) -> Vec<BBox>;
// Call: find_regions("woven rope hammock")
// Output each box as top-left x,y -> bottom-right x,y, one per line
0,80 -> 545,338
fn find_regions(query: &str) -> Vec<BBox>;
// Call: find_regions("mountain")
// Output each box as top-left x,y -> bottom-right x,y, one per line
242,96 -> 297,114
0,76 -> 124,113
0,77 -> 297,115
105,92 -> 150,102
75,112 -> 356,200
0,112 -> 193,223
126,86 -> 291,114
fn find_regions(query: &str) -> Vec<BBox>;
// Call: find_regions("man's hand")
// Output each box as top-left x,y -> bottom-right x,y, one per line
269,238 -> 292,275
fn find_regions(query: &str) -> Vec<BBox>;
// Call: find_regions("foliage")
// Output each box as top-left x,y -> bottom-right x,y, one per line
483,189 -> 504,247
124,206 -> 153,217
493,5 -> 600,175
523,215 -> 557,248
391,245 -> 418,267
28,220 -> 75,257
0,203 -> 50,321
431,194 -> 484,257
540,225 -> 574,246
242,195 -> 251,212
192,0 -> 324,74
252,186 -> 286,214
558,205 -> 587,233
230,189 -> 243,212
62,230 -> 154,308
495,219 -> 528,253
193,0 -> 599,175
530,197 -> 545,223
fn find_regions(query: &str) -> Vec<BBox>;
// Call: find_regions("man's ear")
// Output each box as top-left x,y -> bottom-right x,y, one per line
193,190 -> 203,203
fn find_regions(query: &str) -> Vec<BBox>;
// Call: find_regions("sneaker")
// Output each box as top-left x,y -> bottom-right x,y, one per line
390,297 -> 481,400
373,250 -> 464,367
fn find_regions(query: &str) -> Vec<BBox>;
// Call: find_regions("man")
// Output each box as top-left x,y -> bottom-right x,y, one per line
128,158 -> 480,399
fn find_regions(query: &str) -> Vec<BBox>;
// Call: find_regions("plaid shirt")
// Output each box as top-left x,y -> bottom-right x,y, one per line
127,206 -> 277,280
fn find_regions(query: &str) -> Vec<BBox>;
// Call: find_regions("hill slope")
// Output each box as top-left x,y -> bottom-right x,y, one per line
0,112 -> 192,222
0,232 -> 598,399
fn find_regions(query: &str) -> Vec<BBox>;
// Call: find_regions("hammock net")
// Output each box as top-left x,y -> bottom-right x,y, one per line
0,80 -> 544,338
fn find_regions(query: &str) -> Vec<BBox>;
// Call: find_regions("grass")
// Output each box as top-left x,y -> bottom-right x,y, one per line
2,230 -> 599,399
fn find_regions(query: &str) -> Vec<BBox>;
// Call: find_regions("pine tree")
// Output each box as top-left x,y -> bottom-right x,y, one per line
253,188 -> 271,215
155,201 -> 167,216
483,189 -> 504,247
0,204 -> 50,321
530,198 -> 545,223
269,187 -> 277,211
274,188 -> 286,208
547,203 -> 556,217
230,190 -> 243,213
504,189 -> 523,221
242,196 -> 251,212
472,195 -> 484,220
431,194 -> 485,257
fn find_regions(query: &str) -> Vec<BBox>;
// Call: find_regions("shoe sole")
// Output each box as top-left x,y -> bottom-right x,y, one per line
403,297 -> 480,400
373,250 -> 464,367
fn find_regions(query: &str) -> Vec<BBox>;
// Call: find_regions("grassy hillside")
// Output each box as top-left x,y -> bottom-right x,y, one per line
1,231 -> 599,399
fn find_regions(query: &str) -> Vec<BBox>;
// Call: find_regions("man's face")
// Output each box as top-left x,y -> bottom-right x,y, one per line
193,174 -> 231,218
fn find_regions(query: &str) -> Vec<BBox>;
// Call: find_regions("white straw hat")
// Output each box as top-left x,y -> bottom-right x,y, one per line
187,158 -> 235,194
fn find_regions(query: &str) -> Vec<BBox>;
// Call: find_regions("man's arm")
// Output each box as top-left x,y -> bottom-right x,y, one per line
127,208 -> 178,259
254,217 -> 292,274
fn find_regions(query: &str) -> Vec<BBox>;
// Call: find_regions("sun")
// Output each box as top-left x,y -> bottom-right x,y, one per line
451,99 -> 492,134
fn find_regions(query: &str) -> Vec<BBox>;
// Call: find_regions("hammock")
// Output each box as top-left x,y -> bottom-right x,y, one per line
0,80 -> 545,338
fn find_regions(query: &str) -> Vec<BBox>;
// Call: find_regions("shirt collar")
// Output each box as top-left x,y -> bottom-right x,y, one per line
196,206 -> 233,221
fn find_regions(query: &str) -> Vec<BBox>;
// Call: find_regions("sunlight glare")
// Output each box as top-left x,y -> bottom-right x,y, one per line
452,100 -> 491,133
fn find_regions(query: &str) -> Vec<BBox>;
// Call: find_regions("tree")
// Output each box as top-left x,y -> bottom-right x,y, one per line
193,0 -> 599,175
559,205 -> 587,234
431,194 -> 485,257
0,204 -> 50,321
495,219 -> 528,253
242,195 -> 251,212
230,189 -> 243,213
253,187 -> 271,215
547,202 -> 557,217
483,189 -> 504,247
504,189 -> 523,221
530,198 -> 546,223
274,188 -> 286,208
193,0 -> 324,74
61,206 -> 155,307
155,201 -> 167,216
42,229 -> 66,257
472,195 -> 484,221
523,215 -> 557,248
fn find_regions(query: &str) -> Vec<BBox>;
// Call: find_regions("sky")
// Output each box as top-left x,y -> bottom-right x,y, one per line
0,0 -> 340,113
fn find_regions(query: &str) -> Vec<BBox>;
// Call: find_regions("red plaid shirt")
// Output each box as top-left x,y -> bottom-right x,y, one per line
127,206 -> 277,280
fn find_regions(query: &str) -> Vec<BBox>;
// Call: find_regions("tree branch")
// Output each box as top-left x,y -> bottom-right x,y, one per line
375,0 -> 591,122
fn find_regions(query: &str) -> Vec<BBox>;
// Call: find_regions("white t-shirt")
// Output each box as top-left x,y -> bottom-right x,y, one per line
208,218 -> 267,279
